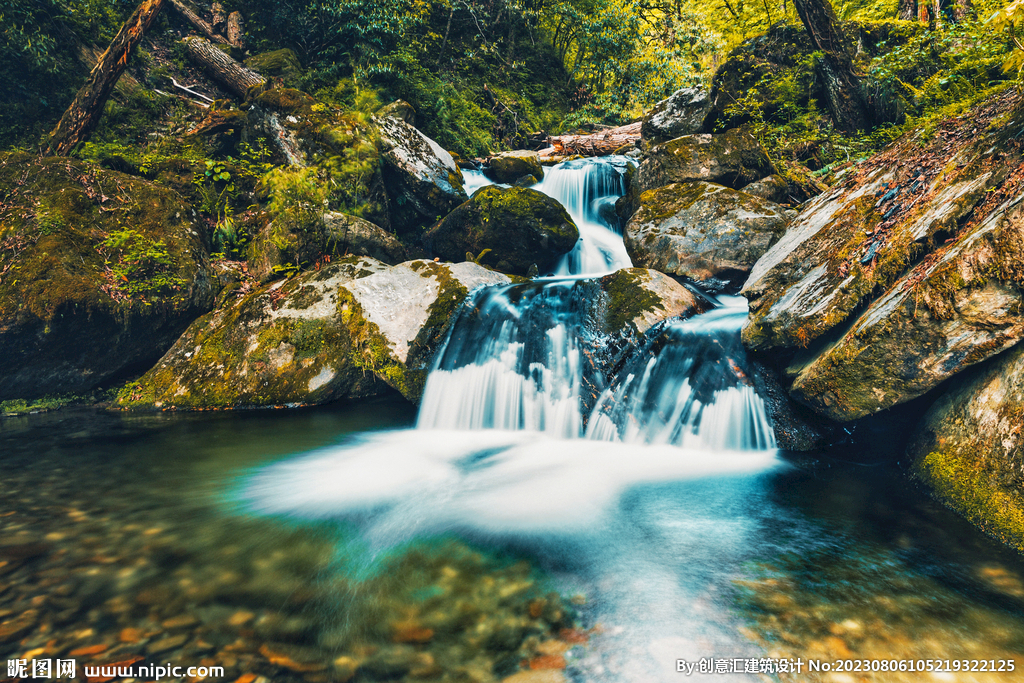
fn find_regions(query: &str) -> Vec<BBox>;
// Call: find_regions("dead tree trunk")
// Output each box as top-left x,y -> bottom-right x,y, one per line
897,0 -> 917,20
182,36 -> 264,98
43,0 -> 167,157
170,0 -> 229,44
792,0 -> 870,133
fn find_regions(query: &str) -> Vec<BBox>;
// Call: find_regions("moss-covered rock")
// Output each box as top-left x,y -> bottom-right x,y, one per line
117,258 -> 391,410
119,258 -> 510,409
597,268 -> 704,335
422,186 -> 579,276
624,182 -> 791,291
635,128 -> 772,194
485,150 -> 544,185
641,87 -> 712,146
740,174 -> 791,204
909,342 -> 1024,553
373,114 -> 467,235
0,153 -> 217,401
377,99 -> 416,125
323,213 -> 406,265
244,49 -> 303,87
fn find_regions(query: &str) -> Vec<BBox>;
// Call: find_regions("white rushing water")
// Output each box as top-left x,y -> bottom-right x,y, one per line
247,156 -> 783,682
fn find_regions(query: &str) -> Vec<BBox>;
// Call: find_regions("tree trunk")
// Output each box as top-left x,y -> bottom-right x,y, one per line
211,2 -> 227,32
226,12 -> 245,49
182,36 -> 264,98
791,0 -> 870,133
944,0 -> 972,21
170,0 -> 229,44
897,0 -> 917,20
43,0 -> 167,157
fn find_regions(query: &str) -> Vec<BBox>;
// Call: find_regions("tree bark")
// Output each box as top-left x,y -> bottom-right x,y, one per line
944,0 -> 972,21
897,0 -> 917,20
211,2 -> 227,31
43,0 -> 167,157
226,12 -> 245,49
170,0 -> 229,45
791,0 -> 870,133
182,36 -> 264,98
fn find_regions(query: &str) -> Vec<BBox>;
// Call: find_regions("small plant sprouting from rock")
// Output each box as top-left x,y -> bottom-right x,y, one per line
99,228 -> 184,300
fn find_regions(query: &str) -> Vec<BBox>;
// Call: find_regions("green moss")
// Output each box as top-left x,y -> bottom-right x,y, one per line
337,286 -> 415,398
601,269 -> 663,334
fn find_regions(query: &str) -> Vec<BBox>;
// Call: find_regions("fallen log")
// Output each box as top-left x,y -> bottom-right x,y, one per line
44,0 -> 168,156
170,0 -> 229,45
540,121 -> 641,158
182,36 -> 265,98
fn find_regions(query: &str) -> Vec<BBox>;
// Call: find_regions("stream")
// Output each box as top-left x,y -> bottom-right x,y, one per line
2,157 -> 1024,683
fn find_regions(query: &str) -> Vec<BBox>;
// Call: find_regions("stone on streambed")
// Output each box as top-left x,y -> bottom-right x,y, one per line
641,87 -> 712,146
634,128 -> 772,194
595,268 -> 706,335
374,112 -> 468,234
908,341 -> 1024,552
0,153 -> 217,402
624,181 -> 791,291
119,259 -> 509,409
423,186 -> 579,276
486,150 -> 544,185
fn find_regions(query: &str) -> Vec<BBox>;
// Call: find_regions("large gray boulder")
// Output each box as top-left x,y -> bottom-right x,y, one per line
485,150 -> 544,185
423,186 -> 579,276
635,128 -> 772,193
374,114 -> 467,234
641,88 -> 712,145
909,342 -> 1024,553
624,182 -> 791,290
323,212 -> 407,265
741,89 -> 1024,422
119,259 -> 511,409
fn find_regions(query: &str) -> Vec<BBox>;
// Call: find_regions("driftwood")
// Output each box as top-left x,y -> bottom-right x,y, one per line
182,36 -> 265,98
44,0 -> 168,156
539,121 -> 641,158
170,0 -> 229,44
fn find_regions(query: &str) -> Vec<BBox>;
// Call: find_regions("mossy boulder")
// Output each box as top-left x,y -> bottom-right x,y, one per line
373,114 -> 467,235
377,100 -> 416,125
0,154 -> 217,401
485,151 -> 544,185
641,87 -> 712,146
742,89 -> 1024,358
323,213 -> 406,265
244,49 -> 303,86
740,174 -> 791,204
909,342 -> 1024,553
422,186 -> 579,276
117,258 -> 392,410
119,258 -> 510,409
624,182 -> 791,291
635,129 -> 772,194
596,268 -> 705,335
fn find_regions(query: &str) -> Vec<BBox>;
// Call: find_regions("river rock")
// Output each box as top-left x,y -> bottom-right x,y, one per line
0,153 -> 217,402
374,114 -> 467,234
641,87 -> 712,145
742,89 -> 1024,421
117,257 -> 391,410
635,128 -> 772,193
595,268 -> 705,335
423,186 -> 579,276
486,151 -> 544,185
624,182 -> 791,290
909,341 -> 1024,552
741,174 -> 791,204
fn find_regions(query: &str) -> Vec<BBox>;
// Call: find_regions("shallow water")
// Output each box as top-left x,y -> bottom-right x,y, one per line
3,403 -> 1024,682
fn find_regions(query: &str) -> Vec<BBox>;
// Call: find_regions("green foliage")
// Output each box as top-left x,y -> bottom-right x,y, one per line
99,228 -> 185,298
989,0 -> 1024,81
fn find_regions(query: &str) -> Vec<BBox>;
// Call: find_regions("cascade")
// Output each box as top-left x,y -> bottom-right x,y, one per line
419,156 -> 776,451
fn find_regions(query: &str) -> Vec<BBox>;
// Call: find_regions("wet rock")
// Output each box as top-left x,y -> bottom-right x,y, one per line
624,181 -> 791,290
0,609 -> 37,643
641,87 -> 712,145
377,99 -> 416,125
147,633 -> 189,655
359,644 -> 419,678
502,671 -> 566,683
116,258 -> 392,410
595,268 -> 706,335
909,342 -> 1024,552
0,153 -> 217,402
323,213 -> 406,265
635,128 -> 772,193
341,259 -> 511,401
423,186 -> 579,276
374,114 -> 467,234
486,151 -> 544,185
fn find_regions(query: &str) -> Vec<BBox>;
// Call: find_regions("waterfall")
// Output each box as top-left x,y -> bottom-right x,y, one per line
419,157 -> 775,453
